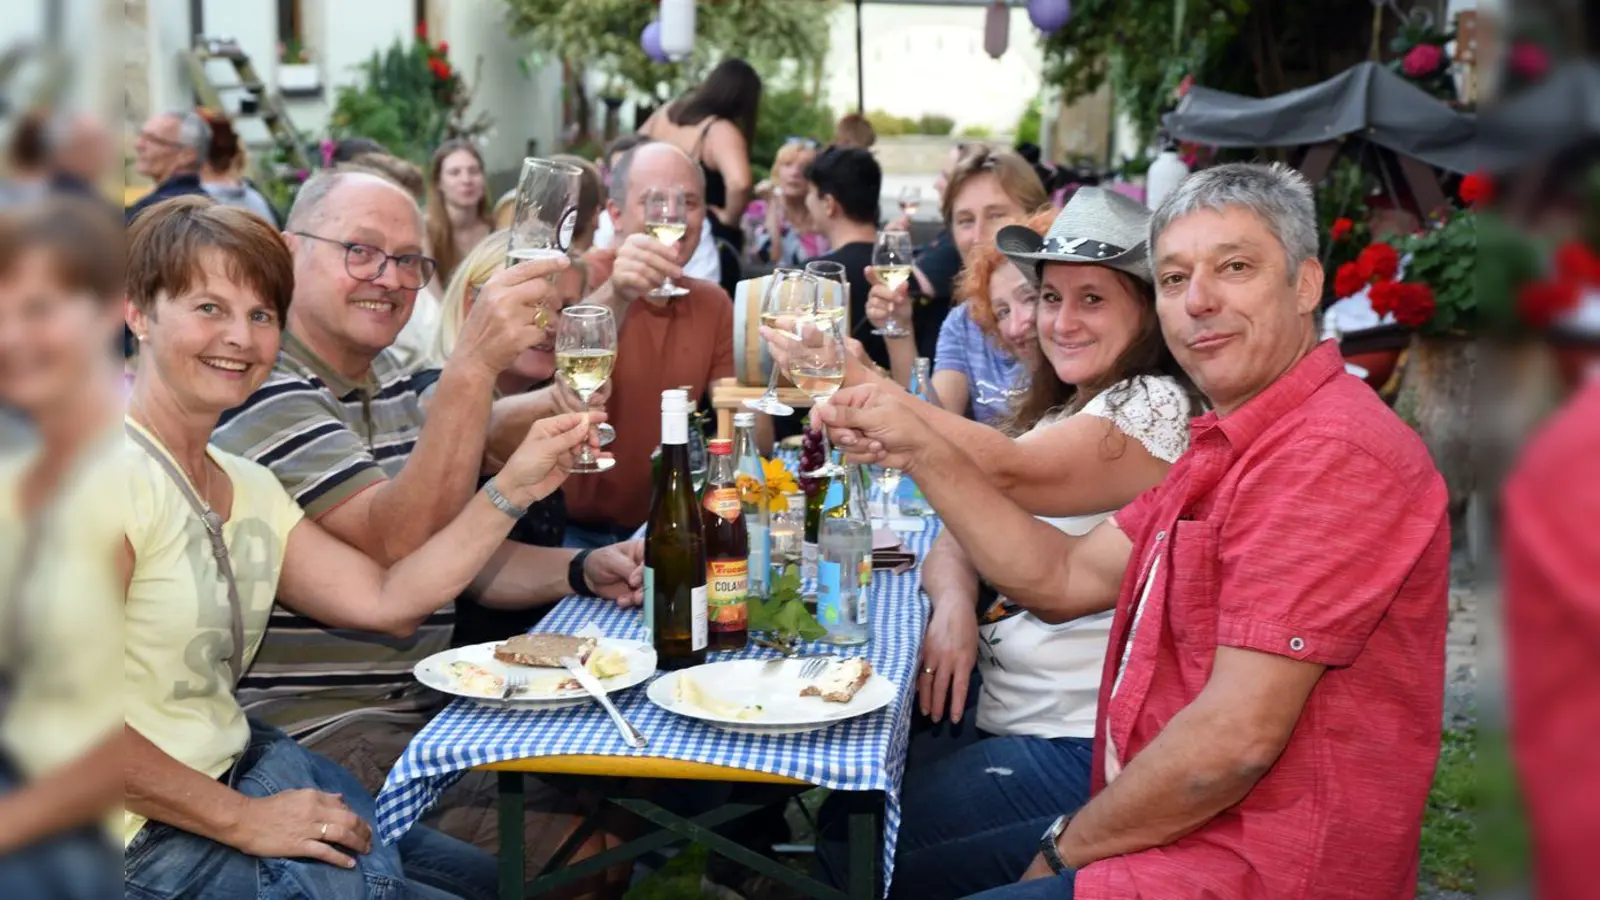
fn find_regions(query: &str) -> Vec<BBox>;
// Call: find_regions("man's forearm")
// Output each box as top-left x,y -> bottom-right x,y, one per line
1057,700 -> 1268,869
483,390 -> 563,475
921,531 -> 981,615
583,279 -> 636,327
124,726 -> 246,848
0,730 -> 123,853
884,334 -> 916,388
470,543 -> 578,609
369,361 -> 497,562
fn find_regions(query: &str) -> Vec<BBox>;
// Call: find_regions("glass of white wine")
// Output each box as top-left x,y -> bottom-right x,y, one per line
871,230 -> 914,338
555,305 -> 618,474
508,157 -> 583,290
745,268 -> 816,417
788,313 -> 849,479
643,186 -> 691,298
804,260 -> 849,329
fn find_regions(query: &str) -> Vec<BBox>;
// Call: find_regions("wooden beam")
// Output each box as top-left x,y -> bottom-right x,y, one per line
1396,153 -> 1448,216
1298,140 -> 1342,184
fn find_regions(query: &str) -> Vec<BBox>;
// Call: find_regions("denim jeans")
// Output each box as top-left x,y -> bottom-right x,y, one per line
0,754 -> 120,900
964,869 -> 1076,900
888,734 -> 1094,900
123,719 -> 496,900
563,522 -> 637,551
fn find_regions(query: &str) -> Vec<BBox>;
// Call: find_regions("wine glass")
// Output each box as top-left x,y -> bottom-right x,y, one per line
788,314 -> 849,479
643,186 -> 691,298
871,230 -> 914,338
554,305 -> 618,474
898,185 -> 922,218
804,260 -> 849,329
508,158 -> 583,286
744,269 -> 816,416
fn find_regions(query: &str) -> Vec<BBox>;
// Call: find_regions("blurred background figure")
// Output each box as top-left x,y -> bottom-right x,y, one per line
833,112 -> 878,150
44,113 -> 116,207
747,137 -> 826,267
195,109 -> 279,228
424,138 -> 494,293
126,109 -> 211,222
0,110 -> 52,207
0,196 -> 125,899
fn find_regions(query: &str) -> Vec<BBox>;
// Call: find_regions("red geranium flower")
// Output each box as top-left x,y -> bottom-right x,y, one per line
1330,217 -> 1354,243
1517,280 -> 1581,329
1333,262 -> 1367,298
1392,283 -> 1437,328
438,41 -> 449,54
1368,279 -> 1402,318
1553,240 -> 1600,287
416,22 -> 428,40
1509,40 -> 1551,81
1401,44 -> 1446,78
1357,242 -> 1400,283
1459,171 -> 1493,207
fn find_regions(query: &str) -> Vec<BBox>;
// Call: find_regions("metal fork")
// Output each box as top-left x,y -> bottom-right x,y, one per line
799,656 -> 834,679
500,670 -> 526,700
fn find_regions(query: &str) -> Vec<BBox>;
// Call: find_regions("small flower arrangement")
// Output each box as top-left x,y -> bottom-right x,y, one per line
278,40 -> 311,65
1388,18 -> 1457,102
735,457 -> 800,514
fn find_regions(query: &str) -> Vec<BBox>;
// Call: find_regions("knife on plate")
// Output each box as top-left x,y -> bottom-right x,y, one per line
560,656 -> 647,748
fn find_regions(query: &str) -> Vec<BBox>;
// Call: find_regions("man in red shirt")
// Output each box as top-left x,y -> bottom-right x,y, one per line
822,162 -> 1450,899
1503,377 -> 1600,900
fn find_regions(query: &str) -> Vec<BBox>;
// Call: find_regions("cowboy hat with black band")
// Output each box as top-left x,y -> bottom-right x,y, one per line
996,187 -> 1152,286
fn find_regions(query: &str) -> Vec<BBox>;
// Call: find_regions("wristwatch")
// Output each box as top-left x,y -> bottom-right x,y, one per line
567,548 -> 594,596
483,478 -> 528,520
1038,813 -> 1075,876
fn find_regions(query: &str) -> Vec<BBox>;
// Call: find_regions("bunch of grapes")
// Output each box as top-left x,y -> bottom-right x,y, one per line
799,425 -> 826,497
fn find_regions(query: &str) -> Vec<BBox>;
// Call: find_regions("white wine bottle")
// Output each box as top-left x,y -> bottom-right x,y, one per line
817,465 -> 872,646
644,389 -> 708,669
732,412 -> 770,600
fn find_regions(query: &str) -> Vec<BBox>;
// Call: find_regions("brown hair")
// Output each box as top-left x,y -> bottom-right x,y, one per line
940,145 -> 1048,228
126,195 -> 294,324
833,113 -> 877,149
1002,265 -> 1201,438
339,153 -> 426,204
195,108 -> 243,173
0,196 -> 124,303
425,139 -> 493,288
960,207 -> 1055,337
550,154 -> 605,252
6,109 -> 51,172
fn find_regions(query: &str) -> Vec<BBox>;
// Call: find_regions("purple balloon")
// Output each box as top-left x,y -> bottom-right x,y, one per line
641,20 -> 669,63
1027,0 -> 1072,33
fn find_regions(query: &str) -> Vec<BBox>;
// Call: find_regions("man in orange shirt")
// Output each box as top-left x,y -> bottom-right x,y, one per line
565,142 -> 736,548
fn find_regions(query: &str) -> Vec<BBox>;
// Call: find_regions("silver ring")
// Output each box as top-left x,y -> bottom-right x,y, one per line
922,667 -> 934,675
319,822 -> 329,840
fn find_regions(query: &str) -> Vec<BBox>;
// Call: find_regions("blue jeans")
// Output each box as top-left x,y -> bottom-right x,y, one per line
123,719 -> 496,900
889,734 -> 1094,900
0,755 -> 120,900
965,870 -> 1076,900
563,522 -> 638,550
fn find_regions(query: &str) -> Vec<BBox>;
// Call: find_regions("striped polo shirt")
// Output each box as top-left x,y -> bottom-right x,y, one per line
211,330 -> 451,742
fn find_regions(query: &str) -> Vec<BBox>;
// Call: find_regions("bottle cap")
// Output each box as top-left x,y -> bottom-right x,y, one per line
660,389 -> 690,415
733,412 -> 756,428
708,438 -> 733,455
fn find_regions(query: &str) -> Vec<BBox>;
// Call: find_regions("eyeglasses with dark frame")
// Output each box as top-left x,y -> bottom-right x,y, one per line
291,232 -> 437,290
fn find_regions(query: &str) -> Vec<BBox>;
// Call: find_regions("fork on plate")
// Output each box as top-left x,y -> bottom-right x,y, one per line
798,656 -> 834,679
500,671 -> 527,700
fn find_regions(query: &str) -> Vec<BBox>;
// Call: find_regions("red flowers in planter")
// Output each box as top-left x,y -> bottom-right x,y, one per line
1459,171 -> 1493,208
1334,262 -> 1367,299
1370,280 -> 1437,328
1330,217 -> 1354,242
1356,242 -> 1400,283
428,57 -> 452,81
1518,239 -> 1598,329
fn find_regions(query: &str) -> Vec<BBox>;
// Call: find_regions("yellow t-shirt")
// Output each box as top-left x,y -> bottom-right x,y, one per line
122,419 -> 303,846
0,430 -> 124,837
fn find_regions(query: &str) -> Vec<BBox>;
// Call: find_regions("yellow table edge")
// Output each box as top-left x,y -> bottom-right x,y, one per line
475,754 -> 808,785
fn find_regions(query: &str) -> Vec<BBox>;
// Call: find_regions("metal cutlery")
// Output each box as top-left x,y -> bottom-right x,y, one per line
560,656 -> 648,748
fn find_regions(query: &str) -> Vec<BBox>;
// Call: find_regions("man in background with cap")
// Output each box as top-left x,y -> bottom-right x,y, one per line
821,163 -> 1448,899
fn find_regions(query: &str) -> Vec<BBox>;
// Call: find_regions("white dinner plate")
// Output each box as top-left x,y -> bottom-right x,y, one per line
647,658 -> 895,735
414,638 -> 656,710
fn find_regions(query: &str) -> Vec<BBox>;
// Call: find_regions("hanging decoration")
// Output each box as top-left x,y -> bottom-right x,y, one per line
983,2 -> 1010,60
641,20 -> 669,63
659,0 -> 696,61
1027,0 -> 1072,34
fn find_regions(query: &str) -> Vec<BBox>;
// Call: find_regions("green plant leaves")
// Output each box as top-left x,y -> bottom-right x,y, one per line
747,564 -> 825,644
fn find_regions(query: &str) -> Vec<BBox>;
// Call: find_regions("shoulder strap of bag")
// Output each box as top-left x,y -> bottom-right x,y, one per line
126,424 -> 246,687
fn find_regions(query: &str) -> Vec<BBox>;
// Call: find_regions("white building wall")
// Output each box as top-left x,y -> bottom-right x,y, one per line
438,0 -> 563,183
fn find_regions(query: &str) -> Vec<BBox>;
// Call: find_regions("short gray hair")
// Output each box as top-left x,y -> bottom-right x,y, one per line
607,142 -> 705,212
1148,162 -> 1318,282
173,110 -> 211,167
285,170 -> 421,233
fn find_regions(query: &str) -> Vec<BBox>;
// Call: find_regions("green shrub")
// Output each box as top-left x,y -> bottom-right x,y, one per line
865,109 -> 910,137
917,114 -> 955,136
1015,97 -> 1042,147
328,36 -> 490,167
958,124 -> 993,140
750,85 -> 835,181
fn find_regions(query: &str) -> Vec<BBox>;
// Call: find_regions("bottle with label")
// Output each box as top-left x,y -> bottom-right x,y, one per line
731,412 -> 770,600
644,389 -> 708,669
899,356 -> 935,516
701,438 -> 749,652
817,465 -> 872,646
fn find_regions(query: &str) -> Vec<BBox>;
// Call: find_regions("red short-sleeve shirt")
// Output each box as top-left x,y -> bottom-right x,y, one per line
1080,341 -> 1451,899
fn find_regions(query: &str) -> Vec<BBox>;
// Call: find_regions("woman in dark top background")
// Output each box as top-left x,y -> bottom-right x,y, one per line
640,58 -> 762,253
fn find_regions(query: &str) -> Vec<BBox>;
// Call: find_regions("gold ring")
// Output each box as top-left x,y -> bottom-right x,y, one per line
319,822 -> 329,840
922,667 -> 934,675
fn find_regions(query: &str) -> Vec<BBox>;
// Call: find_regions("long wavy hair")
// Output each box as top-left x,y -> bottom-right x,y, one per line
425,139 -> 493,289
667,58 -> 763,147
431,229 -> 589,369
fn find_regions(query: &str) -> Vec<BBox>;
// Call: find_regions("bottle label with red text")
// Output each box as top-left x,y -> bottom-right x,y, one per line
707,559 -> 749,633
703,487 -> 742,522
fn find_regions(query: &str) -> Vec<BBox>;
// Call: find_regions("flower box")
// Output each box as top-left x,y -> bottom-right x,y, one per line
277,63 -> 321,94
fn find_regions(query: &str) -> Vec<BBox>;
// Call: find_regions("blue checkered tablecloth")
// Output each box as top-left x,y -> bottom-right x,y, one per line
373,492 -> 938,895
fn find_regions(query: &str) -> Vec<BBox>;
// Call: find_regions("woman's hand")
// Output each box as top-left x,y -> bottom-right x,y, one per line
226,790 -> 373,869
864,267 -> 913,334
918,602 -> 979,724
498,411 -> 608,506
586,540 -> 645,607
759,327 -> 884,390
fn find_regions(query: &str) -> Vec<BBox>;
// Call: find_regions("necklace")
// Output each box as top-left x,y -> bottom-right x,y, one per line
131,400 -> 215,513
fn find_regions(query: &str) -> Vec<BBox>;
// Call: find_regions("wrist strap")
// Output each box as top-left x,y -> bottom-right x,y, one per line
568,548 -> 594,596
484,478 -> 528,520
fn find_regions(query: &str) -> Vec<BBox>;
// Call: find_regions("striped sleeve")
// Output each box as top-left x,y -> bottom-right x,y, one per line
212,372 -> 386,518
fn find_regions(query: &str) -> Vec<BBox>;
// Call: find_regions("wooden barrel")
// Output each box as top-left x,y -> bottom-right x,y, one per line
732,275 -> 850,386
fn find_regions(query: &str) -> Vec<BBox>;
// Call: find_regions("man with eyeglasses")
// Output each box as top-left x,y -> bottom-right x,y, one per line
211,171 -> 643,871
126,110 -> 213,223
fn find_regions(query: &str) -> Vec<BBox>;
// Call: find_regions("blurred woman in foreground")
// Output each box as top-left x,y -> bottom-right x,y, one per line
0,196 -> 125,897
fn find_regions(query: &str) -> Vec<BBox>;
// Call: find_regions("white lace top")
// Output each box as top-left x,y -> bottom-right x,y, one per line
975,374 -> 1192,740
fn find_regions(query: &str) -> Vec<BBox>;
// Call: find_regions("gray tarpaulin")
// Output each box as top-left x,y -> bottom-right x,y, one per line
1162,61 -> 1477,174
1478,62 -> 1600,170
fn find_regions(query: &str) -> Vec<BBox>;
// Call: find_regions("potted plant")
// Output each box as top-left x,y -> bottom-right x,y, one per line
277,40 -> 320,93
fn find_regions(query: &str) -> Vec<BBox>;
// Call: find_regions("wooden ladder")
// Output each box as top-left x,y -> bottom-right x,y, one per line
182,36 -> 311,172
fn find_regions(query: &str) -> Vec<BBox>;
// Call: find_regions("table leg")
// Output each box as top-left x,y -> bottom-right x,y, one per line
497,771 -> 525,900
847,798 -> 880,900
